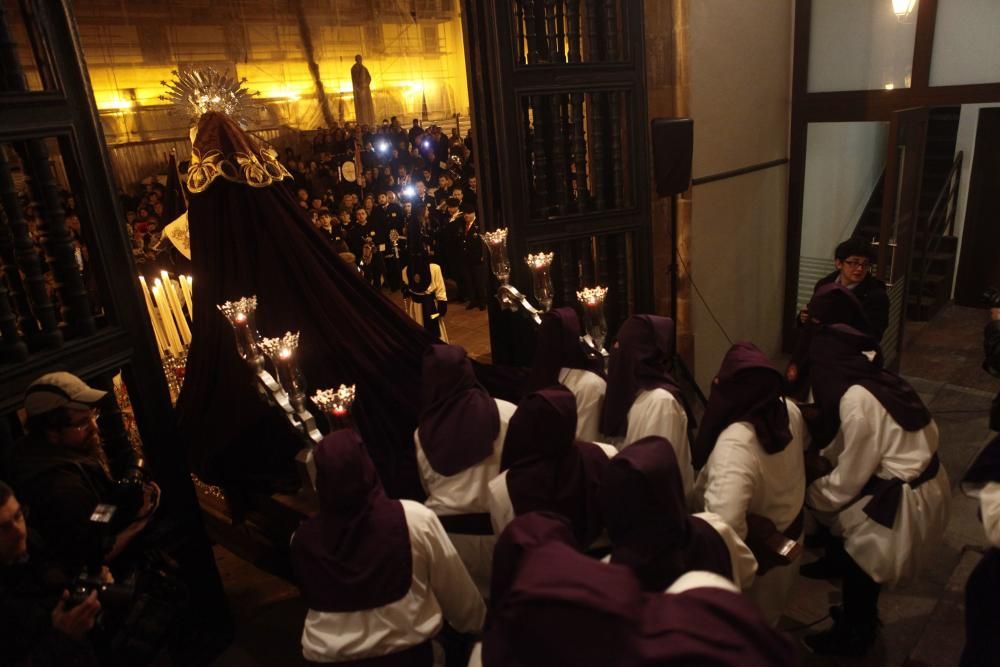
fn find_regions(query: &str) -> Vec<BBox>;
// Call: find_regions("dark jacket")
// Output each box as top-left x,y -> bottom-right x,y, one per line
0,531 -> 98,667
12,433 -> 115,573
814,270 -> 890,340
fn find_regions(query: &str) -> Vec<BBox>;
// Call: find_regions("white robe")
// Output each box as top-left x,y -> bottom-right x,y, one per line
694,400 -> 807,625
616,388 -> 694,498
402,263 -> 449,343
487,442 -> 619,539
415,398 -> 517,596
981,482 -> 1000,548
301,501 -> 486,663
557,367 -> 606,442
806,385 -> 951,586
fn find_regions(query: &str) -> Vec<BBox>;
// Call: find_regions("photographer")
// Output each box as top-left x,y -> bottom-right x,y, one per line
10,373 -> 159,575
0,481 -> 101,666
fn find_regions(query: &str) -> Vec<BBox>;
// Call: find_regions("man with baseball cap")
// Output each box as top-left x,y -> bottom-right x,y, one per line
11,372 -> 156,574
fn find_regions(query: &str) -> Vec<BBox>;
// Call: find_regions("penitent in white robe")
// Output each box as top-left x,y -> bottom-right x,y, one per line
695,400 -> 807,625
487,442 -> 619,540
557,367 -> 606,442
615,388 -> 694,499
415,398 -> 517,597
402,263 -> 449,343
301,501 -> 485,664
599,512 -> 758,592
807,385 -> 951,586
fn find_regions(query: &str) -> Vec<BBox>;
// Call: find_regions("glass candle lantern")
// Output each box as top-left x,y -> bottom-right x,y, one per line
576,286 -> 609,352
525,251 -> 555,312
260,331 -> 307,413
312,384 -> 357,431
482,228 -> 511,284
217,296 -> 264,369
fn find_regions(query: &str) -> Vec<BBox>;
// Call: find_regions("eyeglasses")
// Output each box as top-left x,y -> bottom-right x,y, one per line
63,409 -> 100,432
843,260 -> 870,270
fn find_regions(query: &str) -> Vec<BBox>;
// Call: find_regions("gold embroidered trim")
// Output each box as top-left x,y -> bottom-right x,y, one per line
186,145 -> 291,194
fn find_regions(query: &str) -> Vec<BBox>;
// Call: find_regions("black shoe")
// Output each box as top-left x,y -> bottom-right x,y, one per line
804,616 -> 880,657
465,302 -> 476,310
800,556 -> 846,580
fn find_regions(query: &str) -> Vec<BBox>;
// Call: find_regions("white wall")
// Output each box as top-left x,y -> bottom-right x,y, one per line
686,0 -> 793,389
800,122 -> 888,258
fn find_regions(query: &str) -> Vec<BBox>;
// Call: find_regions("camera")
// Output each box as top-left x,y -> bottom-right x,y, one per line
113,457 -> 150,524
983,287 -> 1000,308
67,568 -> 136,610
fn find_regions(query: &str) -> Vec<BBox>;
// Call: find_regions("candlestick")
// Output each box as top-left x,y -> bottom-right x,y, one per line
260,331 -> 306,412
217,296 -> 263,368
482,228 -> 511,284
576,286 -> 609,352
138,275 -> 168,357
160,271 -> 192,344
312,384 -> 357,430
525,251 -> 555,312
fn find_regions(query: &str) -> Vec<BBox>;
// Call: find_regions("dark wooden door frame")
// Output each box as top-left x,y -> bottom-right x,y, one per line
783,0 -> 1000,350
460,0 -> 653,364
0,0 -> 207,537
954,107 -> 1000,305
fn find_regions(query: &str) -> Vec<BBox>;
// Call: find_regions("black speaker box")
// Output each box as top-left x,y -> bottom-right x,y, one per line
651,118 -> 693,197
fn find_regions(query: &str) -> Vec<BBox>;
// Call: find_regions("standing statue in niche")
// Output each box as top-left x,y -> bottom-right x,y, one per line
351,55 -> 375,127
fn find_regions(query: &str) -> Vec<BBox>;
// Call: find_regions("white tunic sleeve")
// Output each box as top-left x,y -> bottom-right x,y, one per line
487,472 -> 515,536
415,507 -> 487,634
694,511 -> 758,590
431,264 -> 447,302
981,481 -> 1000,548
699,424 -> 759,540
624,388 -> 693,494
807,404 -> 883,513
558,368 -> 606,442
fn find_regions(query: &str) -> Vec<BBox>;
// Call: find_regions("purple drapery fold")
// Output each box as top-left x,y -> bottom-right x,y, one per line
483,513 -> 796,667
417,344 -> 499,476
808,324 -> 931,449
693,342 -> 792,469
290,430 -> 412,612
525,307 -> 604,393
601,315 -> 691,437
176,112 -> 435,497
602,436 -> 733,591
501,387 -> 609,546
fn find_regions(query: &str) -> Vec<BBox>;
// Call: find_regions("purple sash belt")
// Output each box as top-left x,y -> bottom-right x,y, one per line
859,452 -> 940,528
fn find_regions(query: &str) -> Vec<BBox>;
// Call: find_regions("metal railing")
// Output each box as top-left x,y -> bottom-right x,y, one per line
913,151 -> 963,315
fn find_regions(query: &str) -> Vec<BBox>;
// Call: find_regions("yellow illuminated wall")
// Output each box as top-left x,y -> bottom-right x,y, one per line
74,0 -> 470,141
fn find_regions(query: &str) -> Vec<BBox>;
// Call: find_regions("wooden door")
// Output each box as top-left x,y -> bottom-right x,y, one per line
462,0 -> 652,364
878,107 -> 928,368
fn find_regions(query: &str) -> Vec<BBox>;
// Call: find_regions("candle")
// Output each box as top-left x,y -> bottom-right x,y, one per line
312,384 -> 357,429
179,275 -> 194,320
152,283 -> 183,355
525,251 -> 555,311
139,275 -> 168,357
160,270 -> 192,344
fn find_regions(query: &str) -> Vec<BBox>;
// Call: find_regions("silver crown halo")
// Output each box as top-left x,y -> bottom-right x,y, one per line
160,67 -> 261,126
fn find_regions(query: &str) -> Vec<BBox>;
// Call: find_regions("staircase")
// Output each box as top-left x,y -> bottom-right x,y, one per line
852,107 -> 962,322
